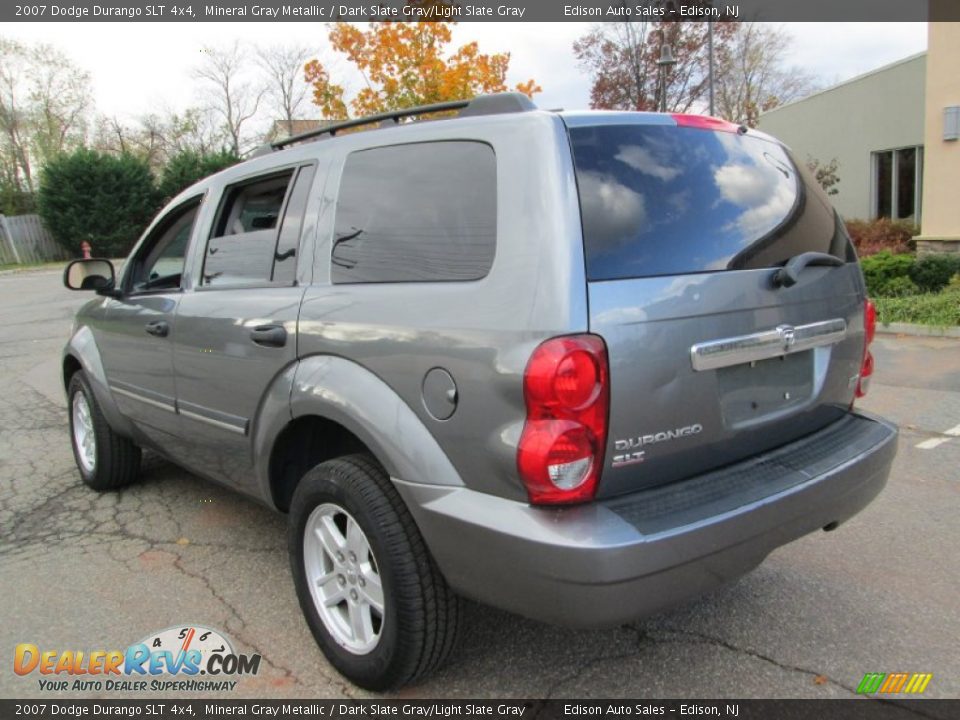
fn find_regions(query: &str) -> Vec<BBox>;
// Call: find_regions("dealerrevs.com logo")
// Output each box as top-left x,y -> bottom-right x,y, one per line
14,625 -> 261,693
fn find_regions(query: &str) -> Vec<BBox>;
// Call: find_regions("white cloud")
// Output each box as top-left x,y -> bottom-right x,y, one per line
713,156 -> 796,238
577,170 -> 647,248
614,145 -> 681,181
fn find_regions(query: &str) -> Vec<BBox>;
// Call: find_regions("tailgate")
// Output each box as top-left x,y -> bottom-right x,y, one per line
566,116 -> 868,498
590,267 -> 866,497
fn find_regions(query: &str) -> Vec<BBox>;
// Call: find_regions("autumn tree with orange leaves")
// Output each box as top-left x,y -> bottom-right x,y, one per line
304,22 -> 541,120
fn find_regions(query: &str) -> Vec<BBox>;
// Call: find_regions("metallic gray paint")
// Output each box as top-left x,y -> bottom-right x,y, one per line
62,106 -> 898,629
63,320 -> 134,438
588,264 -> 867,497
394,413 -> 897,627
298,112 -> 588,501
289,355 -> 466,490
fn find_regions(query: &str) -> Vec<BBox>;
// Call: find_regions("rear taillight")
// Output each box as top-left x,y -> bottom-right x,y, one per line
517,335 -> 609,505
856,299 -> 877,399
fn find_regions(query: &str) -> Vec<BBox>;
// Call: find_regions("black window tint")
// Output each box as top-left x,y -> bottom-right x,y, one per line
130,198 -> 201,293
272,165 -> 316,285
332,141 -> 496,283
204,172 -> 293,286
569,124 -> 845,281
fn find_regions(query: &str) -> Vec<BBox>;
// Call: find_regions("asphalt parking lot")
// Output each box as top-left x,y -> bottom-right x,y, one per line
1,267 -> 958,700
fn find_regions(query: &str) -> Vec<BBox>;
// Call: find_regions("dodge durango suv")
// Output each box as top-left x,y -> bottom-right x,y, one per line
62,93 -> 898,690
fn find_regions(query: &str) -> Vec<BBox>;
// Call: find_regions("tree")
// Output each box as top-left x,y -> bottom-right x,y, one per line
0,37 -> 91,195
713,23 -> 819,126
157,149 -> 240,201
92,107 -> 230,172
38,149 -> 158,257
304,22 -> 541,120
257,43 -> 312,135
573,18 -> 737,113
806,156 -> 840,196
193,43 -> 265,155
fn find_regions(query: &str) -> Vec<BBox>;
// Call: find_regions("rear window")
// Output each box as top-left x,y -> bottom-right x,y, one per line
568,124 -> 850,281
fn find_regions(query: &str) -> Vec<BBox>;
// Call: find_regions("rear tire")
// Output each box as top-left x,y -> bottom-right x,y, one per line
68,371 -> 141,491
289,454 -> 460,690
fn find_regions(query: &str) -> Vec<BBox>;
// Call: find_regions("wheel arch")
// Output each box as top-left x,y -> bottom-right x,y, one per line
257,354 -> 465,513
62,326 -> 134,437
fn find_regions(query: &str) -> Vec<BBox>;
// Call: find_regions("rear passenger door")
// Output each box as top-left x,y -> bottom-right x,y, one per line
171,163 -> 319,490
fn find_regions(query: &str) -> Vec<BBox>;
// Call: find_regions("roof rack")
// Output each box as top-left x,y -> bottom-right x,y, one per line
270,92 -> 537,150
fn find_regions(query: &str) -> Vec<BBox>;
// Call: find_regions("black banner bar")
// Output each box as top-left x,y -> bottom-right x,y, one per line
4,0 -> 960,23
2,700 -> 959,720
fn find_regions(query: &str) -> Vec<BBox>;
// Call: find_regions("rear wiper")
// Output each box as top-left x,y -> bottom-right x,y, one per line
772,252 -> 844,288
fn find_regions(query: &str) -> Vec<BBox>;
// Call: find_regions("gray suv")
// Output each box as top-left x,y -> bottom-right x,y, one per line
62,93 -> 898,690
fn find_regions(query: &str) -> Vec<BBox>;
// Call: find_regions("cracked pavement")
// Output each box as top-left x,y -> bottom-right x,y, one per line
1,268 -> 958,700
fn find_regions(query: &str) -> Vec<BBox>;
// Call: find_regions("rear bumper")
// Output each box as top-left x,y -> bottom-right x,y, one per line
394,411 -> 898,627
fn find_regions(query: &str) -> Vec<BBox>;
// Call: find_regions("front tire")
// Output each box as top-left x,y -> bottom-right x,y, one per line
289,454 -> 460,690
68,371 -> 141,491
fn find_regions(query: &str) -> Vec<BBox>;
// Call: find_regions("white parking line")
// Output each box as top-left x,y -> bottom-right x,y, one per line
945,424 -> 960,437
916,437 -> 952,450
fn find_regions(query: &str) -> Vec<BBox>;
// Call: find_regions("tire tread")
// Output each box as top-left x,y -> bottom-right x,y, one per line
68,372 -> 141,491
291,454 -> 460,689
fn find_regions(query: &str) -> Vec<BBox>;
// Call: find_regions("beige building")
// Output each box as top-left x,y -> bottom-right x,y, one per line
916,20 -> 960,253
758,22 -> 959,254
758,54 -> 926,223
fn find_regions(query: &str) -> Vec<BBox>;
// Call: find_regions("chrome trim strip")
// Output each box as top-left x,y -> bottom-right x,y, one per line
691,318 -> 847,372
109,385 -> 177,413
178,407 -> 247,436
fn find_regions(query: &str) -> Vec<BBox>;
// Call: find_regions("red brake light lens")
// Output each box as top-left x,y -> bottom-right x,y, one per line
517,335 -> 609,505
864,298 -> 877,346
856,299 -> 877,399
671,113 -> 741,133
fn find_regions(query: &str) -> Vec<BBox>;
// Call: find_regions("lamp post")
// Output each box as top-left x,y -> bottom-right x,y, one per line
707,21 -> 715,116
656,41 -> 678,113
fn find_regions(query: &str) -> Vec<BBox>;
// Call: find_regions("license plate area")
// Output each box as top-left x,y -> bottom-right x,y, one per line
717,350 -> 814,428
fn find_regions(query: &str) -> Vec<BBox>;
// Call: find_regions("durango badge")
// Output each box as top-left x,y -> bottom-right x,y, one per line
612,424 -> 704,467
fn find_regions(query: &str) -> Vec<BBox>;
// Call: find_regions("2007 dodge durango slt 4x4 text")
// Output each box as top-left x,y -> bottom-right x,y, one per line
62,93 -> 898,690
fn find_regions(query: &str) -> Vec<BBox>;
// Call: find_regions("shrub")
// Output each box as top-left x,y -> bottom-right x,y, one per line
158,149 -> 240,202
38,149 -> 158,258
860,251 -> 915,296
845,218 -> 918,257
875,287 -> 960,327
909,254 -> 960,294
876,276 -> 919,297
0,185 -> 36,215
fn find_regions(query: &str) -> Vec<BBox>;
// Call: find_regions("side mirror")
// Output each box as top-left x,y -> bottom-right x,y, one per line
64,259 -> 117,293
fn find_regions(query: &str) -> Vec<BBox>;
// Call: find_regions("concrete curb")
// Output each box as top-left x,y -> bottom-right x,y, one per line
878,322 -> 960,338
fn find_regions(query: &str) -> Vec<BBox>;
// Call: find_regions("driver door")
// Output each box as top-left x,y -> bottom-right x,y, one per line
96,195 -> 203,444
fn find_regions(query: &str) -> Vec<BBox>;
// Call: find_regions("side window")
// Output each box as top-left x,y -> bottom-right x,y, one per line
128,197 -> 201,293
203,171 -> 293,286
331,141 -> 496,283
273,165 -> 316,286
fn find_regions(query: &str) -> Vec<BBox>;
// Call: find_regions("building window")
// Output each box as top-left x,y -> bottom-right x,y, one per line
872,146 -> 923,222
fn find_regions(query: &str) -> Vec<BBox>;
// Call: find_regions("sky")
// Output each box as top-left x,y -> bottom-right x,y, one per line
4,22 -> 929,127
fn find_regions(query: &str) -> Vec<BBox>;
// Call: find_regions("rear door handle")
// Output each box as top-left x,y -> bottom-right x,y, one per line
145,321 -> 169,338
250,324 -> 287,348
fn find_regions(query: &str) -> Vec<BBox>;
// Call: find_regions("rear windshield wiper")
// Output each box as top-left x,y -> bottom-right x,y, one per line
772,252 -> 844,288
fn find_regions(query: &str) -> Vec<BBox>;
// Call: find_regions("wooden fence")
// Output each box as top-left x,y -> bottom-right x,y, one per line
0,214 -> 70,266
